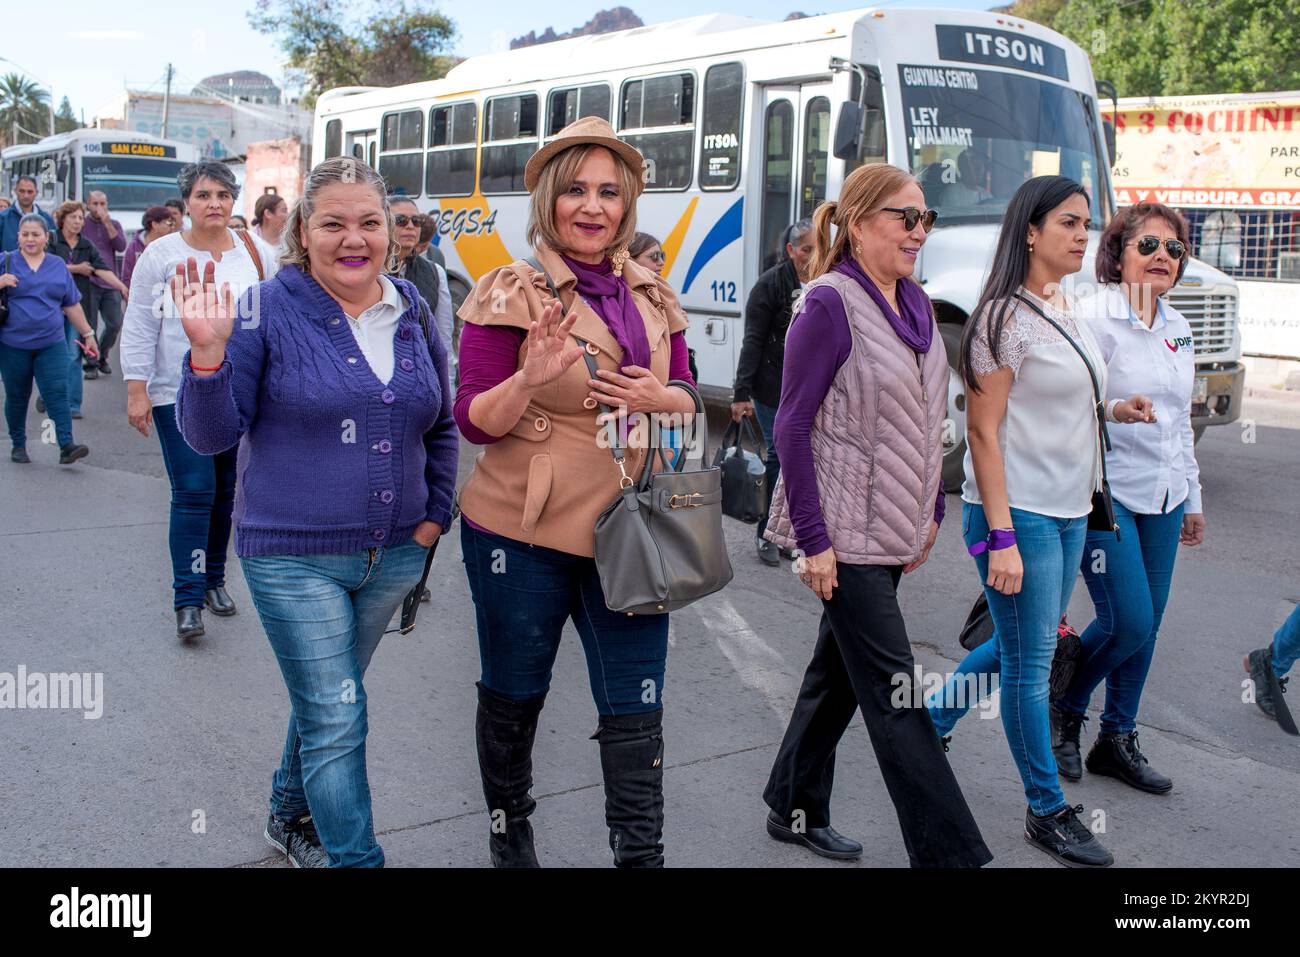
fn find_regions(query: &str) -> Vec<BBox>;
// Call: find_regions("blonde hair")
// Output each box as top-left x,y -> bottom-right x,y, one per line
808,163 -> 919,280
281,157 -> 401,273
54,201 -> 85,230
526,144 -> 639,255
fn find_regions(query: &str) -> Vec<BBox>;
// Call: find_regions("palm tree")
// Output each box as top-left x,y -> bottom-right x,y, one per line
0,72 -> 50,147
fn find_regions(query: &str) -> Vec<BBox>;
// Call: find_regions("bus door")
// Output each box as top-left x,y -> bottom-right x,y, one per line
347,129 -> 378,169
756,84 -> 832,277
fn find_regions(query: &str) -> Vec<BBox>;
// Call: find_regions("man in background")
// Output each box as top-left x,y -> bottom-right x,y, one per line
81,191 -> 126,376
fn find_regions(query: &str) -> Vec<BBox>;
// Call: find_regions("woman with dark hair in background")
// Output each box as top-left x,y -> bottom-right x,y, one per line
251,193 -> 288,247
628,232 -> 665,275
926,176 -> 1154,867
121,206 -> 176,289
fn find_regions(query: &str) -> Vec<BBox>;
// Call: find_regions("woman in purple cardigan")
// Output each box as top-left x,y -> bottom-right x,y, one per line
173,157 -> 459,868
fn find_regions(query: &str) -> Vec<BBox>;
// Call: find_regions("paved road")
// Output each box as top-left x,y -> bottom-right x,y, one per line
1,364 -> 1297,867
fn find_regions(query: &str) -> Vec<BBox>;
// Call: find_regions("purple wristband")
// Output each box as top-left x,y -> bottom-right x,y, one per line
968,528 -> 1017,556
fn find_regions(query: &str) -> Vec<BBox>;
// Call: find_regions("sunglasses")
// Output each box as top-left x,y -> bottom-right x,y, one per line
882,206 -> 938,232
646,250 -> 666,263
1128,235 -> 1185,259
394,213 -> 428,227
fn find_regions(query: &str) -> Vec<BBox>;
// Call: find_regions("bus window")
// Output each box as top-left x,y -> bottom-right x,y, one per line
699,62 -> 743,191
325,120 -> 342,158
379,109 -> 424,197
427,102 -> 477,197
761,99 -> 794,270
800,97 -> 830,219
547,84 -> 611,135
482,93 -> 539,194
620,72 -> 695,191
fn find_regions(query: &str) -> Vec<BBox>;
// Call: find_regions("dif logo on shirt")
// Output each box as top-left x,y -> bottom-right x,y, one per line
1165,335 -> 1192,352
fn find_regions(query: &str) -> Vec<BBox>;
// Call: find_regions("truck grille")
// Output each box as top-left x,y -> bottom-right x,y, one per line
1166,291 -> 1235,357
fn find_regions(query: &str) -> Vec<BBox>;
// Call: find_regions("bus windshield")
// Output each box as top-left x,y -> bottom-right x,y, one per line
898,64 -> 1108,225
81,155 -> 187,209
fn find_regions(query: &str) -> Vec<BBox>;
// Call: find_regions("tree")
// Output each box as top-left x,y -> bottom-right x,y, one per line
0,72 -> 50,147
249,0 -> 457,107
1003,0 -> 1300,97
54,96 -> 80,134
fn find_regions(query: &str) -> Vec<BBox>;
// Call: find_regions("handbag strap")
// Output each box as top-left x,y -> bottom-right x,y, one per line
1012,293 -> 1114,485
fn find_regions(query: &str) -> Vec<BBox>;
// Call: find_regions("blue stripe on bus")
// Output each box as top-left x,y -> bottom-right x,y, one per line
681,196 -> 743,295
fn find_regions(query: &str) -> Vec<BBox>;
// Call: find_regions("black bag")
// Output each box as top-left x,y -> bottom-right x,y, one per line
959,592 -> 994,652
1013,294 -> 1121,539
712,416 -> 767,524
0,251 -> 11,329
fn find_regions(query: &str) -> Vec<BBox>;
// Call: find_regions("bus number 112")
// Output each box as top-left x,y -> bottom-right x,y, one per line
710,280 -> 737,303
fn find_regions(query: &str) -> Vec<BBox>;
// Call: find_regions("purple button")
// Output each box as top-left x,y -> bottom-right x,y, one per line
379,490 -> 394,504
381,389 -> 395,404
377,440 -> 392,454
400,358 -> 414,372
372,529 -> 386,542
399,327 -> 412,340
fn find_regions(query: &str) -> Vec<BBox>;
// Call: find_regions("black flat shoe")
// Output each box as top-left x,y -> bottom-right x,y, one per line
10,448 -> 30,464
35,397 -> 46,414
83,367 -> 99,380
1245,648 -> 1298,735
177,607 -> 205,641
766,809 -> 862,861
756,539 -> 780,567
204,587 -> 237,617
98,361 -> 112,375
1050,703 -> 1086,781
58,443 -> 89,465
1085,731 -> 1172,794
1024,804 -> 1113,868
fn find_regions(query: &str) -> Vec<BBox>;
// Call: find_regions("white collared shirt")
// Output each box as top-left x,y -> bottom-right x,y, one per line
343,274 -> 405,384
1079,284 -> 1203,515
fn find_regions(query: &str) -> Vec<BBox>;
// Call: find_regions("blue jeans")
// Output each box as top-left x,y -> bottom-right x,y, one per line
1274,603 -> 1300,678
928,504 -> 1087,816
461,522 -> 669,715
753,400 -> 781,540
64,320 -> 83,414
0,340 -> 73,448
240,538 -> 431,867
1058,500 -> 1183,734
153,403 -> 237,608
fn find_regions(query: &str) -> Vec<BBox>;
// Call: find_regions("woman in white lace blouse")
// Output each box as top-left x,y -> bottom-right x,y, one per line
926,176 -> 1153,868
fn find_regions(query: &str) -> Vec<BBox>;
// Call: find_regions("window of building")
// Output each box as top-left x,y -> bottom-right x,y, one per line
481,93 -> 539,194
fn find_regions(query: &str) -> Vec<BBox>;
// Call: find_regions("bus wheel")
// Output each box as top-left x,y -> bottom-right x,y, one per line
940,322 -> 966,494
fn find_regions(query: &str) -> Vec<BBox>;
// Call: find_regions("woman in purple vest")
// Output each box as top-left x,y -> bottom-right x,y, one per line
760,163 -> 991,867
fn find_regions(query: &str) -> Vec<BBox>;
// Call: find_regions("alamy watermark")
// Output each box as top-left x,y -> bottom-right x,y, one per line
0,666 -> 104,719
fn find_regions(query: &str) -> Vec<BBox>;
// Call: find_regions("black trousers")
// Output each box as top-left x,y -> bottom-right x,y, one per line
763,562 -> 993,867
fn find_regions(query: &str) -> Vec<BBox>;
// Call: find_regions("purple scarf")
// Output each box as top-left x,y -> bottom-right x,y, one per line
834,257 -> 933,354
560,253 -> 651,371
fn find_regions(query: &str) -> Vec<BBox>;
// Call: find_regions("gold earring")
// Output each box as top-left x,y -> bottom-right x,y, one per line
610,245 -> 630,277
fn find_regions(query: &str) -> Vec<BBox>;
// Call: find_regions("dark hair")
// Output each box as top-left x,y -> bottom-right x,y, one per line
164,198 -> 185,213
14,174 -> 38,190
628,231 -> 660,259
229,214 -> 248,229
418,216 -> 437,245
959,175 -> 1089,392
251,192 -> 285,226
142,205 -> 173,231
176,160 -> 239,200
784,218 -> 814,252
1096,202 -> 1190,286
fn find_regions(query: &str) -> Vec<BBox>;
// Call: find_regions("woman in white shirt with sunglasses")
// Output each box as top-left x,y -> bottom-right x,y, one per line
1051,203 -> 1204,794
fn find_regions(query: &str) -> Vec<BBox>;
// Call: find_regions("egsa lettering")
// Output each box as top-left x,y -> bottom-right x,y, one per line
436,207 -> 497,241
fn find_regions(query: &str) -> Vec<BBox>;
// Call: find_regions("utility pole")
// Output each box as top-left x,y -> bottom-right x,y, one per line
161,63 -> 174,138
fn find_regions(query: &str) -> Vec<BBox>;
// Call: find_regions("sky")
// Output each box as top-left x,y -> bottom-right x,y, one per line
2,0 -> 998,125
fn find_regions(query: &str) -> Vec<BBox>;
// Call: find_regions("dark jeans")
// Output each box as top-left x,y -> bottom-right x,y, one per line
0,340 -> 73,448
764,562 -> 992,867
154,403 -> 236,609
461,521 -> 669,716
1060,500 -> 1184,734
753,400 -> 781,540
87,286 -> 123,367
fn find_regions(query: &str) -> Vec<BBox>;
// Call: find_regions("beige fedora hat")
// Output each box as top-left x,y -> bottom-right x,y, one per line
523,115 -> 646,194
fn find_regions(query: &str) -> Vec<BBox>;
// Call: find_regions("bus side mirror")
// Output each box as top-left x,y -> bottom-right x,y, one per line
833,102 -> 861,160
1102,118 -> 1117,165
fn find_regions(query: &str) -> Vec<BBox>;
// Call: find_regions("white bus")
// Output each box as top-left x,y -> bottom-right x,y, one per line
2,129 -> 198,234
312,7 -> 1240,484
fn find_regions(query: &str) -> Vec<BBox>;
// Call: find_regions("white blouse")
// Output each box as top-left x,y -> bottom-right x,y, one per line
343,274 -> 405,384
1079,284 -> 1202,515
961,290 -> 1107,519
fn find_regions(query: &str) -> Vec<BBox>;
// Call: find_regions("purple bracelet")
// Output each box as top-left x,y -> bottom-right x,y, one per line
968,528 -> 1016,556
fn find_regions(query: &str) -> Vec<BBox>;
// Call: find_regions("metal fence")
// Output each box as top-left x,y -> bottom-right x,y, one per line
1177,208 -> 1300,282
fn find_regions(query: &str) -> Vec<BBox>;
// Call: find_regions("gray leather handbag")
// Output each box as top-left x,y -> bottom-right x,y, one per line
523,255 -> 733,615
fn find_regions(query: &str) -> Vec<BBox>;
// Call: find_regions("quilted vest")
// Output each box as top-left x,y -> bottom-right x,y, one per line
764,270 -> 949,565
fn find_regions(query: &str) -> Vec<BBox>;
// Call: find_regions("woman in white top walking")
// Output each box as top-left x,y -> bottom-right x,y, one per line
926,176 -> 1154,868
1050,203 -> 1203,792
120,161 -> 279,641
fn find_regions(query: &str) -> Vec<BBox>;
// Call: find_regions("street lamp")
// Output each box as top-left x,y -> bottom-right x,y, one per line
0,56 -> 56,137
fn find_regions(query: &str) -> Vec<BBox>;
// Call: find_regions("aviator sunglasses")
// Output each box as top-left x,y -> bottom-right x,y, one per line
1128,235 -> 1186,259
394,213 -> 428,227
882,206 -> 939,232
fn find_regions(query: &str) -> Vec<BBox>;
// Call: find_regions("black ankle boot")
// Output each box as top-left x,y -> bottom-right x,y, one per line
1050,704 -> 1086,781
593,708 -> 665,868
1085,730 -> 1173,794
476,682 -> 544,868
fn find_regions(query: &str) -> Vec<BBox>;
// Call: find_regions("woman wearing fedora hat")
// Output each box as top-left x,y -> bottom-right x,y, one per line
454,116 -> 696,868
